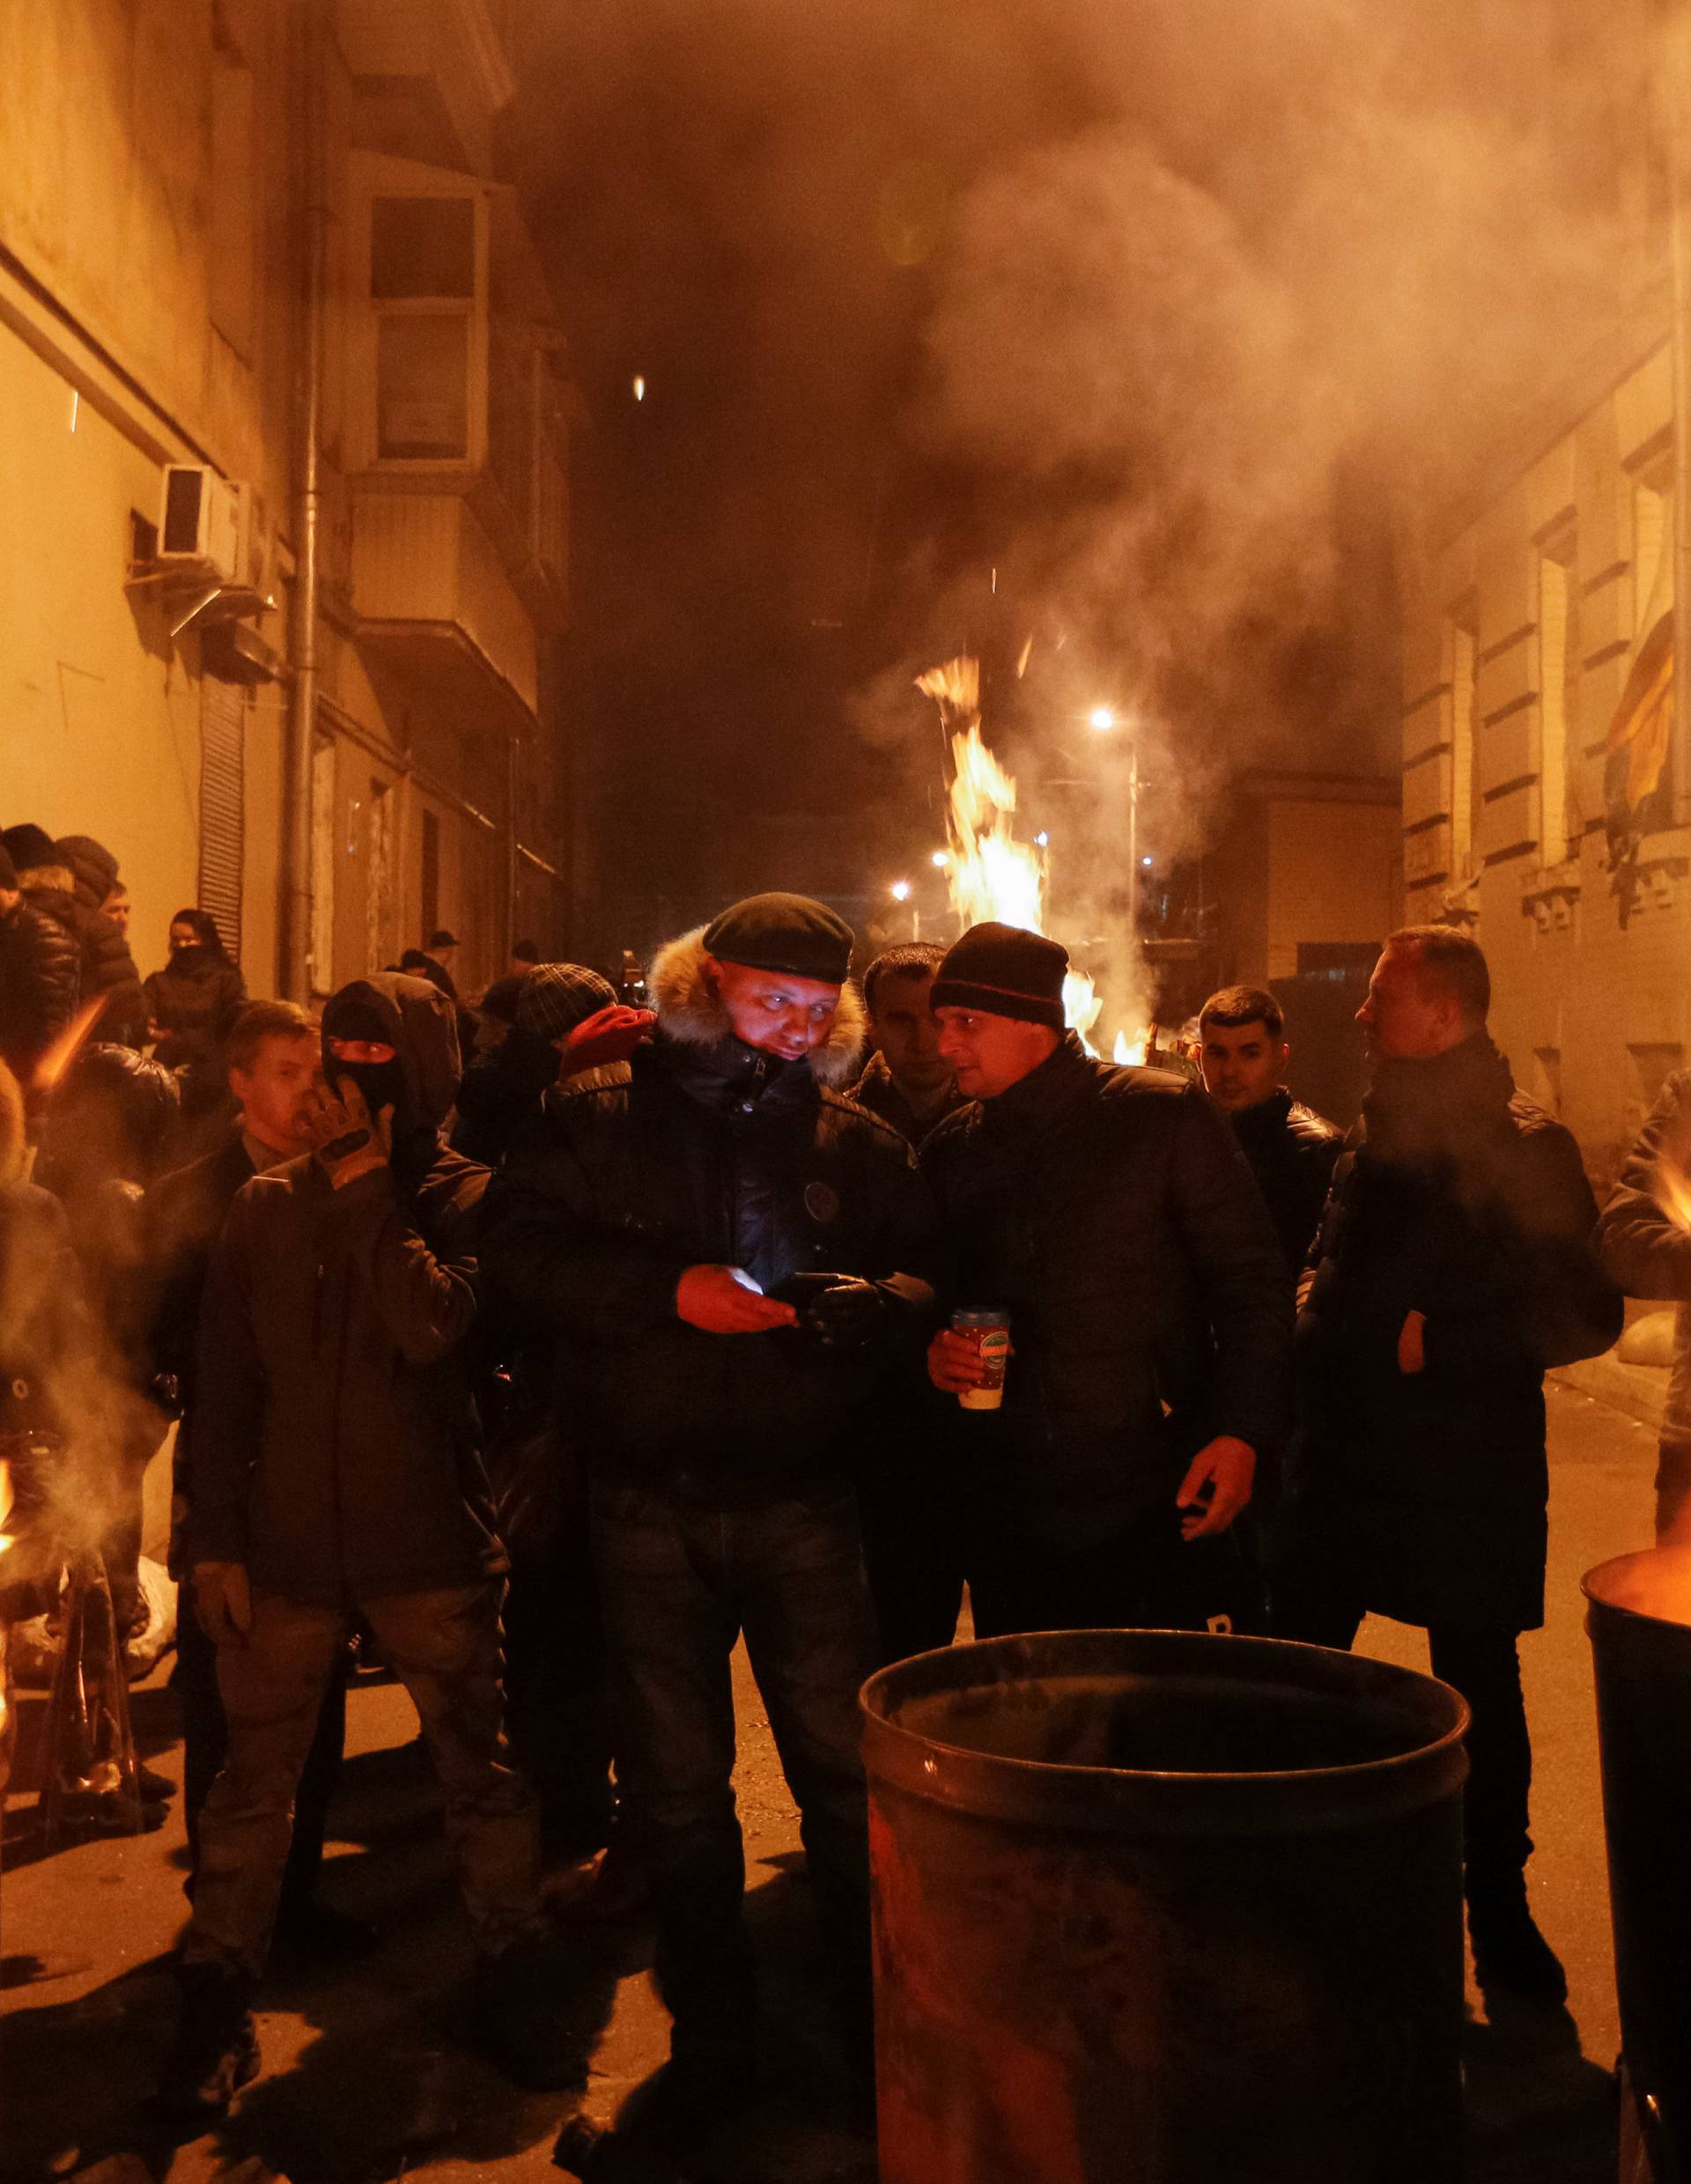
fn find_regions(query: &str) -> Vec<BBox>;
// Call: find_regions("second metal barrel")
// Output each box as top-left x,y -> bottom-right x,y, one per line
862,1628 -> 1469,2184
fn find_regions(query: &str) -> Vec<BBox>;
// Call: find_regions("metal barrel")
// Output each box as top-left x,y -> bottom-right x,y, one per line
861,1628 -> 1470,2184
1583,1546 -> 1691,2184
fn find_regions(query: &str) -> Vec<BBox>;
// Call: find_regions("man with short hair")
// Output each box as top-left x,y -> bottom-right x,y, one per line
1198,985 -> 1341,1272
147,1001 -> 358,1959
484,892 -> 936,2130
160,973 -> 563,2114
1276,926 -> 1622,2003
921,921 -> 1293,1640
851,942 -> 962,1144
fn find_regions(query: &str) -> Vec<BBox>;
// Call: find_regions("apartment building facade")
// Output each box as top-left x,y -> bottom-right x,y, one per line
0,0 -> 574,1003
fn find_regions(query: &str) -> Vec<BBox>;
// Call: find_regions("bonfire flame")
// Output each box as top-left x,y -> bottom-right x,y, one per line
919,653 -> 1142,1054
0,1455 -> 12,1557
1654,1158 -> 1691,1235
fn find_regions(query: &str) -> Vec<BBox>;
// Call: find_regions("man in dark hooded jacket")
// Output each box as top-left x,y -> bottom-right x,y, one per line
55,833 -> 149,1048
483,893 -> 936,2129
1274,927 -> 1622,2004
0,840 -> 79,1110
160,972 -> 561,2115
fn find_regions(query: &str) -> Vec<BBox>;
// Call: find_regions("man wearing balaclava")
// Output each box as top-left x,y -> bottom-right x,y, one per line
159,973 -> 569,2116
483,893 -> 938,2140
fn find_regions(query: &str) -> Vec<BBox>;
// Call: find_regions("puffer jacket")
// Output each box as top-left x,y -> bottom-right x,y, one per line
34,837 -> 147,1048
1596,1071 -> 1691,1478
0,890 -> 80,1091
482,928 -> 939,1506
144,946 -> 247,1070
918,1032 -> 1294,1552
1229,1088 -> 1343,1273
1282,1032 -> 1622,1631
184,973 -> 503,1605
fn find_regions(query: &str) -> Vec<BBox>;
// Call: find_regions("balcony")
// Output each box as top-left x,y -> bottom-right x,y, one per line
351,490 -> 537,742
337,0 -> 516,176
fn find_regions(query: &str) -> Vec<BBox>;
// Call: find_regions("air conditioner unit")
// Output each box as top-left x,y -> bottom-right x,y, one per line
158,466 -> 251,586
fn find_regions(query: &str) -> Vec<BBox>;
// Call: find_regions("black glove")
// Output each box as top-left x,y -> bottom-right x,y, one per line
777,1273 -> 899,1351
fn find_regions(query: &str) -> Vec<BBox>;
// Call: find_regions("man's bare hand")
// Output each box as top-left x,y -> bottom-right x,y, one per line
1397,1310 -> 1427,1376
194,1560 -> 252,1647
309,1080 -> 392,1188
927,1327 -> 990,1395
1176,1435 -> 1257,1540
562,1004 -> 656,1078
676,1265 -> 798,1334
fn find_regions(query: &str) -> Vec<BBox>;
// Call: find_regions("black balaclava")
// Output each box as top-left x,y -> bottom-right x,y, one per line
319,985 -> 439,1190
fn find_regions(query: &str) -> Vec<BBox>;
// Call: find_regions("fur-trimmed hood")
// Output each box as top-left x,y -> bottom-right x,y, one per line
649,927 -> 865,1089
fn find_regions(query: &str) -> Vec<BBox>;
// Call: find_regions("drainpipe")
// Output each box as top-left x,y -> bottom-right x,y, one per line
506,731 -> 521,963
281,0 -> 329,1000
1672,7 -> 1691,829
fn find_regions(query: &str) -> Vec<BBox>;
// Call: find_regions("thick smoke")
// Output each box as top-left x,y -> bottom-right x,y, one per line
516,0 -> 1650,960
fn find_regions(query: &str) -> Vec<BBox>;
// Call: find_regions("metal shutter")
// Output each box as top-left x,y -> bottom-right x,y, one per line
198,676 -> 246,962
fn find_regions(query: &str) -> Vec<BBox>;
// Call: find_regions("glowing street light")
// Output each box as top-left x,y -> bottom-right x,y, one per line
890,880 -> 912,902
631,374 -> 646,402
1088,705 -> 1116,732
1034,831 -> 1049,847
930,849 -> 949,868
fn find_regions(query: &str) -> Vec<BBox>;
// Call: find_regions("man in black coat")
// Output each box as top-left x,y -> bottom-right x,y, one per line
0,841 -> 79,1110
160,974 -> 562,2115
482,892 -> 937,2129
146,999 -> 357,1957
922,923 -> 1293,1638
1198,985 -> 1341,1273
1274,926 -> 1622,2003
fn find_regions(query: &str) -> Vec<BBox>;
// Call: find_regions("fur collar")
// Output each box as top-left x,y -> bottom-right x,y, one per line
649,927 -> 866,1089
19,866 -> 76,898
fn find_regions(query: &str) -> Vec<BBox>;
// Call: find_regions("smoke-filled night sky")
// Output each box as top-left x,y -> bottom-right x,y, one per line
511,0 -> 1648,956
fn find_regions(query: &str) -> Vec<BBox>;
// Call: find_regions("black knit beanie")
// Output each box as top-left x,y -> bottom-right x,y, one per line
929,922 -> 1069,1031
702,892 -> 854,985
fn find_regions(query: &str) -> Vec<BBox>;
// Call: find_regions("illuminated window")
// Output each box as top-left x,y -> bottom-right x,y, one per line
1537,526 -> 1577,863
1448,602 -> 1478,879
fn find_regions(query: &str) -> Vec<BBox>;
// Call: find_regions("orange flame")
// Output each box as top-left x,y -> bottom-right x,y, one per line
0,1456 -> 12,1556
918,654 -> 1111,1048
1655,1158 -> 1691,1235
34,997 -> 107,1096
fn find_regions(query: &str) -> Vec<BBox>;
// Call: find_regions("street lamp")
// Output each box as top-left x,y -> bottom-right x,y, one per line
1088,705 -> 1116,732
890,877 -> 919,941
890,880 -> 911,902
929,849 -> 948,869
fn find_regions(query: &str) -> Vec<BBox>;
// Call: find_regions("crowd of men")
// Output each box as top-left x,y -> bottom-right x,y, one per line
10,860 -> 1684,2155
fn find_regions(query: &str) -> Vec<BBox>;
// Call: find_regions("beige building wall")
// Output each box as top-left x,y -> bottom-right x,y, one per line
0,0 -> 573,1018
1399,338 -> 1689,1184
1264,799 -> 1402,982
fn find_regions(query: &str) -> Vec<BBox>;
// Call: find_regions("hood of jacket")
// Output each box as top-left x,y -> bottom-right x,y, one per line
321,970 -> 462,1136
55,835 -> 120,911
18,866 -> 78,913
648,926 -> 865,1089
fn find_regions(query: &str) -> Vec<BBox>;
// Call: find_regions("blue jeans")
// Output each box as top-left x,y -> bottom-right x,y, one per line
590,1482 -> 875,2073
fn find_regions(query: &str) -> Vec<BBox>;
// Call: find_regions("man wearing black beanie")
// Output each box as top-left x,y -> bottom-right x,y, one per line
921,920 -> 1293,1637
483,892 -> 937,2135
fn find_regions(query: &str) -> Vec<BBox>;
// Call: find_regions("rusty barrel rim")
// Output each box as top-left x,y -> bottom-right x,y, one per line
860,1627 -> 1470,1838
1582,1545 -> 1691,1632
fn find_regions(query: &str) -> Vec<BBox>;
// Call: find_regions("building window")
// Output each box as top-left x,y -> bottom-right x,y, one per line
1537,527 -> 1577,864
1635,476 -> 1671,632
1448,602 -> 1478,880
367,778 -> 395,970
353,159 -> 488,472
198,679 -> 246,963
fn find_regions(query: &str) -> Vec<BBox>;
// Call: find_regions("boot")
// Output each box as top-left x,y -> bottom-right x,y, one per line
477,1929 -> 586,2093
1468,1884 -> 1568,2005
158,1962 -> 260,2118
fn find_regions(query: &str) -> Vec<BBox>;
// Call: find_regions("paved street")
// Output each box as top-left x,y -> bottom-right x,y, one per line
0,1377 -> 1657,2183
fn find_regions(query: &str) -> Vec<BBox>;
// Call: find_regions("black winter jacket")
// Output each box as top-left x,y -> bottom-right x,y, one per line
1282,1033 -> 1622,1630
1229,1088 -> 1343,1273
918,1034 -> 1295,1551
26,843 -> 146,1049
849,1051 -> 964,1146
0,893 -> 79,1088
144,947 -> 247,1071
482,928 -> 938,1507
451,1027 -> 560,1169
1595,1070 -> 1691,1461
184,976 -> 502,1605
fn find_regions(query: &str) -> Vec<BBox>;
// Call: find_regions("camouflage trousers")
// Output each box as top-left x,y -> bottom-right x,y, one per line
182,1583 -> 540,1976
